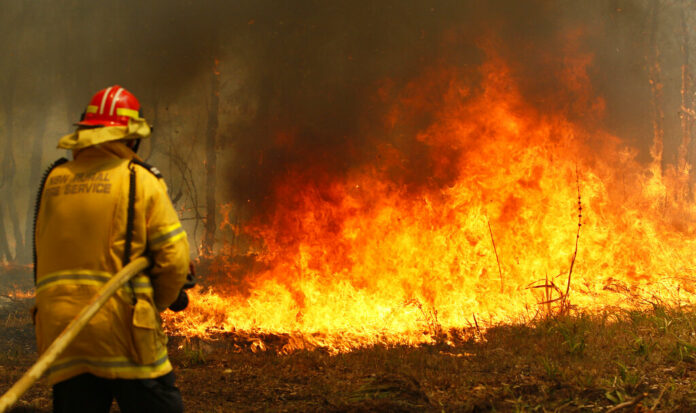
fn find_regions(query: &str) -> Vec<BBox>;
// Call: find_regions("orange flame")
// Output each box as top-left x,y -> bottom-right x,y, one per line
164,50 -> 696,351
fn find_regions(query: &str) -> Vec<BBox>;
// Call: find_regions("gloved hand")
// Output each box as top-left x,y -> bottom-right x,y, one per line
168,289 -> 189,312
168,263 -> 196,312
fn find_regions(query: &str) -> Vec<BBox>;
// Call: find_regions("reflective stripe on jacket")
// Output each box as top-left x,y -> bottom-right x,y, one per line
35,141 -> 189,385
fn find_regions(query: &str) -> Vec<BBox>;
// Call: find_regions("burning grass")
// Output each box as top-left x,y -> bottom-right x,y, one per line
144,305 -> 696,411
4,297 -> 696,411
164,50 -> 696,350
3,39 -> 696,411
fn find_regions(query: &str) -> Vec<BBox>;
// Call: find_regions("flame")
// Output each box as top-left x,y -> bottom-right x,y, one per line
6,289 -> 35,300
164,50 -> 696,352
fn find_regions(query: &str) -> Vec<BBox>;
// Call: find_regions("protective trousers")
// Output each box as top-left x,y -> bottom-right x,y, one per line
52,372 -> 183,413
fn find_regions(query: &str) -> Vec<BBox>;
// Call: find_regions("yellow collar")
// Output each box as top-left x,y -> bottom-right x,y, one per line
58,118 -> 151,150
72,141 -> 144,163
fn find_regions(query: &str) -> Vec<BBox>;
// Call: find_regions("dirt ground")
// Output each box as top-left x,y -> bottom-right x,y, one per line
4,282 -> 696,411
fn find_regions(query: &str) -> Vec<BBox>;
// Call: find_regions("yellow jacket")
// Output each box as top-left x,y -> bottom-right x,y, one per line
34,140 -> 189,385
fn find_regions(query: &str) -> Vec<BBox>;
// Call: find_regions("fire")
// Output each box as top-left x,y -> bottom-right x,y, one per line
5,289 -> 35,300
164,50 -> 696,351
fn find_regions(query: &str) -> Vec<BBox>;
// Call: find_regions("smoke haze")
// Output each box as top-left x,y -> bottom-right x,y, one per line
0,0 -> 690,258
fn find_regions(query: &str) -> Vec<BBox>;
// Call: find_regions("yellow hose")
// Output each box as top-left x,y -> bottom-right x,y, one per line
0,257 -> 150,413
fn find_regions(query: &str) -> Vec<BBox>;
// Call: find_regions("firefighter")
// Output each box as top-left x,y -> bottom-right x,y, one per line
33,85 -> 190,413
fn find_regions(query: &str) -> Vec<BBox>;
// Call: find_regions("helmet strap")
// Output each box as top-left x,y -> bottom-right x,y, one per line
131,139 -> 141,154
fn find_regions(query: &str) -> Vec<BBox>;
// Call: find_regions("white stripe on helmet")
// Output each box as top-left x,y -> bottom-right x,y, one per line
109,88 -> 124,116
99,87 -> 113,114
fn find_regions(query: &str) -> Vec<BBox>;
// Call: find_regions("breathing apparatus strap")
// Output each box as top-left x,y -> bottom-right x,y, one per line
124,164 -> 137,304
33,158 -> 69,285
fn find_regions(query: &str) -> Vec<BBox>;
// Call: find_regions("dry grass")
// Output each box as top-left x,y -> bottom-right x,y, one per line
165,304 -> 696,412
3,301 -> 696,411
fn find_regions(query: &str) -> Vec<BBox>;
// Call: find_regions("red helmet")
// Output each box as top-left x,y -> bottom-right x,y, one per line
77,85 -> 142,127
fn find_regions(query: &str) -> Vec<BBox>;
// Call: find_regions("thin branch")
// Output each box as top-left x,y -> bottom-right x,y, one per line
562,166 -> 582,312
486,218 -> 504,293
538,297 -> 564,305
651,386 -> 667,411
606,392 -> 646,413
472,313 -> 482,341
545,272 -> 551,316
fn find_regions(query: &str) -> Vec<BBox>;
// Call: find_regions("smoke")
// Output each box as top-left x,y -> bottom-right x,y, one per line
222,0 -> 669,215
0,0 -> 688,259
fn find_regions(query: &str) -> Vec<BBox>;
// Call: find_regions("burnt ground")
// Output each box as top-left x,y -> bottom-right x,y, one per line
4,275 -> 696,411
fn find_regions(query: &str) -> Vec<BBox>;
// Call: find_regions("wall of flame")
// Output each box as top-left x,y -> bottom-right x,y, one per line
165,42 -> 696,350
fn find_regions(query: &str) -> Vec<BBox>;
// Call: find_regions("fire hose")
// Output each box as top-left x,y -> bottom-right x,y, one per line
0,256 -> 150,413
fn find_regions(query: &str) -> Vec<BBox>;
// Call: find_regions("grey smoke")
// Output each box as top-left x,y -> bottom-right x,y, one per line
0,0 -> 688,260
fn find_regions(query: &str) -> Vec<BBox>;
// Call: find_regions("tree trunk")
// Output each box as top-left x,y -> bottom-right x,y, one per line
20,115 -> 47,263
203,58 -> 220,255
0,112 -> 14,262
2,103 -> 23,262
7,197 -> 24,262
678,0 -> 695,191
647,0 -> 665,179
0,201 -> 12,262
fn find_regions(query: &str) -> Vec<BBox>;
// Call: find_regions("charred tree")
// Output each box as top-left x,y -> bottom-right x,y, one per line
203,58 -> 220,255
678,0 -> 695,190
0,113 -> 14,262
0,199 -> 11,262
647,0 -> 665,179
0,3 -> 22,262
2,104 -> 24,262
20,113 -> 47,263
